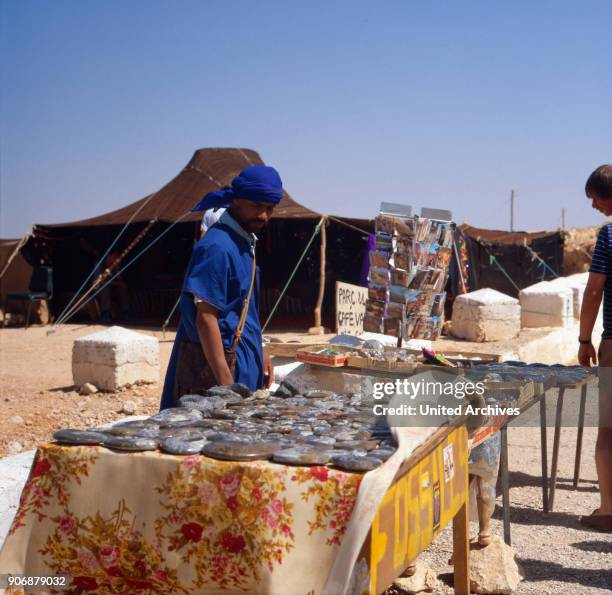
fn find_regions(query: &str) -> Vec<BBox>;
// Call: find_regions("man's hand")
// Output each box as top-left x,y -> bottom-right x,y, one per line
263,346 -> 274,388
578,342 -> 597,369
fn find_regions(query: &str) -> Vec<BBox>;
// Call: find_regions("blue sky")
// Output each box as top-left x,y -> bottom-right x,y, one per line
1,0 -> 611,237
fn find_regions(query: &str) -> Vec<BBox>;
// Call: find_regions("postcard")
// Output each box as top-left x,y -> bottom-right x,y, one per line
364,314 -> 384,333
368,266 -> 390,286
391,267 -> 412,287
368,284 -> 388,302
369,250 -> 391,268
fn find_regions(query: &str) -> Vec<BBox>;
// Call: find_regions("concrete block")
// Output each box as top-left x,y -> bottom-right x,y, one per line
549,275 -> 588,319
451,288 -> 520,342
519,281 -> 573,328
72,326 -> 159,391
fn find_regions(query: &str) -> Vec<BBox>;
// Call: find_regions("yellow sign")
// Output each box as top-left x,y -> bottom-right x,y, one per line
367,426 -> 469,594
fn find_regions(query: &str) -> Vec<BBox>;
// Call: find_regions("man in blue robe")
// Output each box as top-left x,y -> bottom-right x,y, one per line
160,165 -> 281,409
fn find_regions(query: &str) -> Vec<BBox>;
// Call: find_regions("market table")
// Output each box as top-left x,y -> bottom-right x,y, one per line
0,425 -> 469,595
288,357 -> 596,546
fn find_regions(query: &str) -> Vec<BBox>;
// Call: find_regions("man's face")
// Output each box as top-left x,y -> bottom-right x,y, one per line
589,193 -> 612,217
230,198 -> 275,233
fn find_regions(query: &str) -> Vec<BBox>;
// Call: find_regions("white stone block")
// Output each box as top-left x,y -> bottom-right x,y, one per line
451,288 -> 520,342
519,281 -> 573,328
568,272 -> 589,285
549,275 -> 587,319
72,326 -> 159,391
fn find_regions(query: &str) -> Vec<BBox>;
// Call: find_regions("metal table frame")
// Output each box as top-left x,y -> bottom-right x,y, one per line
497,375 -> 594,545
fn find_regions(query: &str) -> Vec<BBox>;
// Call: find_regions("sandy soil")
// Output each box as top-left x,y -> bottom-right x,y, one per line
0,324 -> 610,593
0,324 -> 335,456
0,325 -> 175,456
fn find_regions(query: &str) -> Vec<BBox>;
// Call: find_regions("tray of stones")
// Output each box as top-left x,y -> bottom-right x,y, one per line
344,345 -> 419,372
51,379 -> 398,474
296,345 -> 354,367
346,355 -> 419,372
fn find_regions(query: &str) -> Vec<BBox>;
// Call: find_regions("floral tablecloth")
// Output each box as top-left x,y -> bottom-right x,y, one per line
0,444 -> 364,594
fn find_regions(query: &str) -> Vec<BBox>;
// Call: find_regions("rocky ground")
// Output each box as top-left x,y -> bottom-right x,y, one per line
415,420 -> 612,594
0,324 -> 611,593
0,325 -> 172,456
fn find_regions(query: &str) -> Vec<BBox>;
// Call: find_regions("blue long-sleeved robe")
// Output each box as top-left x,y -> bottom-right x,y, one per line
159,213 -> 263,410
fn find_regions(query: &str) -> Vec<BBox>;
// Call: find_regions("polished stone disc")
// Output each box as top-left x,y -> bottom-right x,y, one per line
303,435 -> 337,447
102,435 -> 159,451
160,436 -> 207,455
330,453 -> 382,472
368,448 -> 395,462
202,441 -> 282,461
206,432 -> 256,443
150,408 -> 203,424
53,429 -> 108,445
272,446 -> 333,466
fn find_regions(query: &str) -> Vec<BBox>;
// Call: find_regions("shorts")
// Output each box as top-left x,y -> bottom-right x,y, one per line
597,339 -> 612,428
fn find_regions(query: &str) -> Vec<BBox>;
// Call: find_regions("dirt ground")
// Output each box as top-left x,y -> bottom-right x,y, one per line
0,324 -> 611,593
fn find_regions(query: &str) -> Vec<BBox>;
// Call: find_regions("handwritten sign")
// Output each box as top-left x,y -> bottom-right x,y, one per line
336,281 -> 368,335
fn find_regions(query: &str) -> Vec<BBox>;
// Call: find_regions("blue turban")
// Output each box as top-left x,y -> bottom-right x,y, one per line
192,165 -> 283,212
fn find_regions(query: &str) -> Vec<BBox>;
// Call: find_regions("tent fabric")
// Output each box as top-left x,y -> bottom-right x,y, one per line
35,148 -> 324,229
460,224 -> 559,246
0,238 -> 34,309
466,231 -> 564,297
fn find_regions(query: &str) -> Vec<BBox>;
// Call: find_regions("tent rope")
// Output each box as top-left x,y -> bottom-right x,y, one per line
54,219 -> 157,327
326,216 -> 370,235
0,234 -> 30,281
477,243 -> 522,292
237,149 -> 255,166
48,210 -> 193,333
185,164 -> 227,188
53,155 -> 232,330
52,190 -> 160,329
262,217 -> 325,332
524,242 -> 559,278
488,254 -> 521,292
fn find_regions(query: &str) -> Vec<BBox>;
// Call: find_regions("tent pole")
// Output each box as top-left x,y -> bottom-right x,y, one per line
309,217 -> 327,335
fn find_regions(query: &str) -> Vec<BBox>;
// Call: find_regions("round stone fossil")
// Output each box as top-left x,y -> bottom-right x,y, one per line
206,431 -> 257,443
150,408 -> 203,424
368,448 -> 395,462
272,446 -> 333,466
303,390 -> 335,400
202,441 -> 282,461
160,436 -> 207,455
104,426 -> 160,438
53,429 -> 108,445
101,435 -> 159,452
303,435 -> 337,447
330,453 -> 382,472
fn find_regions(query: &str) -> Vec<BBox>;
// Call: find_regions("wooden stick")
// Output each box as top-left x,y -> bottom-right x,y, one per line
312,218 -> 327,329
453,500 -> 470,595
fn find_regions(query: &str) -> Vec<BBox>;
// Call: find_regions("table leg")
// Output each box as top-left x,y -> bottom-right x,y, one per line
573,384 -> 587,489
500,425 -> 511,545
453,500 -> 470,595
540,393 -> 549,513
549,387 -> 565,512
